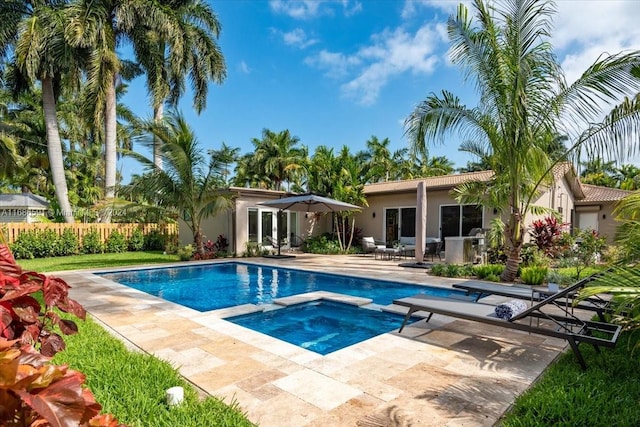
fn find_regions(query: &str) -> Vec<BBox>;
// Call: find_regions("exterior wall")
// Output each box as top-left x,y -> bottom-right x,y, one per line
524,178 -> 576,242
576,203 -> 617,243
178,213 -> 232,249
0,208 -> 47,223
356,188 -> 498,243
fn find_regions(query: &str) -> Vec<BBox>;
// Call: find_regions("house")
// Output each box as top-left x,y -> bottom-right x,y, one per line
191,164 -> 629,255
0,193 -> 50,223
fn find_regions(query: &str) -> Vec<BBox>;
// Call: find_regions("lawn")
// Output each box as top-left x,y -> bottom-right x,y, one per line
17,251 -> 181,272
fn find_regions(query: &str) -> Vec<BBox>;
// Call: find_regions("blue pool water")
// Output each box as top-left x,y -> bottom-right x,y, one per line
227,300 -> 415,355
98,262 -> 471,312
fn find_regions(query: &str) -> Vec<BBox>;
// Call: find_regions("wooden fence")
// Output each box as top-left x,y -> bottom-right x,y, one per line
0,222 -> 178,245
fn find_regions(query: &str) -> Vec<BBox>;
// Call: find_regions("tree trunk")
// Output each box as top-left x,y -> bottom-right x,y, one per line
153,103 -> 163,170
500,211 -> 524,282
103,76 -> 117,222
42,77 -> 74,223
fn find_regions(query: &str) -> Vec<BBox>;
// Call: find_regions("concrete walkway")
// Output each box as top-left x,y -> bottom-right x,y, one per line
58,254 -> 567,426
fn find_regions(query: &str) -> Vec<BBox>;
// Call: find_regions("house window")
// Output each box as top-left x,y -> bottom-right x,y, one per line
248,208 -> 258,242
248,207 -> 299,245
440,205 -> 483,238
384,207 -> 416,244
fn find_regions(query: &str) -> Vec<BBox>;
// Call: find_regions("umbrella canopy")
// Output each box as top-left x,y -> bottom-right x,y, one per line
258,194 -> 361,213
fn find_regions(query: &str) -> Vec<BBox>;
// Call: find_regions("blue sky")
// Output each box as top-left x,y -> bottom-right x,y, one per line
119,0 -> 640,181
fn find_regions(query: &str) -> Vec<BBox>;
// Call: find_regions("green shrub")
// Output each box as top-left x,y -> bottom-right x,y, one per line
33,230 -> 59,258
485,273 -> 501,282
473,264 -> 505,279
445,263 -> 465,277
177,244 -> 194,261
127,228 -> 145,251
58,229 -> 79,256
304,234 -> 343,254
243,242 -> 261,257
10,231 -> 38,259
82,230 -> 104,254
430,264 -> 446,276
144,229 -> 166,251
105,231 -> 127,253
520,266 -> 548,286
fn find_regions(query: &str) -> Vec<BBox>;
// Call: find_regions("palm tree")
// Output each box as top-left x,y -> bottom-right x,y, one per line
580,158 -> 618,187
66,0 -> 183,209
616,164 -> 640,191
132,0 -> 226,169
405,0 -> 640,281
125,110 -> 233,254
363,136 -> 394,183
7,1 -> 80,223
209,142 -> 239,186
251,129 -> 306,191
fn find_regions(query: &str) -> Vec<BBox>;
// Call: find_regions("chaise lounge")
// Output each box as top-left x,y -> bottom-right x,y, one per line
451,277 -> 611,321
393,278 -> 621,370
361,236 -> 386,256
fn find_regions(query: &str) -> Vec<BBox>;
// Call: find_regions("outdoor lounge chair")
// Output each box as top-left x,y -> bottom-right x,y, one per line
452,276 -> 612,321
362,236 -> 386,256
393,278 -> 621,370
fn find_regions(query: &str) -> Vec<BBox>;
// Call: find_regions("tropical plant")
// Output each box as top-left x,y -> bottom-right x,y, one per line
529,216 -> 564,256
132,0 -> 226,168
520,266 -> 548,286
125,110 -> 233,254
249,128 -> 306,191
4,1 -> 81,223
612,191 -> 640,263
405,0 -> 640,281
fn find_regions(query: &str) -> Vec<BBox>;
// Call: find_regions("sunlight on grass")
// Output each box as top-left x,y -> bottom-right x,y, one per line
17,251 -> 181,272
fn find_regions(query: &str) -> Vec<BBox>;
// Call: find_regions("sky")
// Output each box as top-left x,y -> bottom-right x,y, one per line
119,0 -> 640,182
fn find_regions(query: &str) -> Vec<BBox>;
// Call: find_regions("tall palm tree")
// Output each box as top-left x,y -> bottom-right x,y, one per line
616,164 -> 640,191
125,110 -> 233,254
363,136 -> 394,183
66,0 -> 179,209
405,0 -> 640,281
132,0 -> 226,169
7,1 -> 81,223
251,129 -> 306,191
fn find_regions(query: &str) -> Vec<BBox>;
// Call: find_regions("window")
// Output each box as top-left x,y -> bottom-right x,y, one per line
440,205 -> 483,238
384,207 -> 416,243
248,208 -> 258,242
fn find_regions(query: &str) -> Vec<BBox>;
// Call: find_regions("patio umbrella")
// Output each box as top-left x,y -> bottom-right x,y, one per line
258,193 -> 361,256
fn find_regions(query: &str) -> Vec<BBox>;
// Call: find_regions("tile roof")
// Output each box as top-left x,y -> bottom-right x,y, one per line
577,184 -> 633,203
364,171 -> 495,195
0,193 -> 49,208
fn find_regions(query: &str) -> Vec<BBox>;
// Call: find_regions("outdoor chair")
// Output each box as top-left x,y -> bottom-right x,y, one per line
424,240 -> 442,261
393,276 -> 621,370
451,275 -> 612,321
362,236 -> 386,256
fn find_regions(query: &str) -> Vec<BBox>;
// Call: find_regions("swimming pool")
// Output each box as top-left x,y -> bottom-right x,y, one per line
97,262 -> 471,312
227,300 -> 416,355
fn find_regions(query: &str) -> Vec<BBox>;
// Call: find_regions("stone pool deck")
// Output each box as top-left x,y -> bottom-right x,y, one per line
58,254 -> 569,426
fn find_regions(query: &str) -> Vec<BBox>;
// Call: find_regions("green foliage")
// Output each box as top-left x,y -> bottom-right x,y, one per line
128,228 -> 145,251
177,244 -> 194,261
105,231 -> 128,253
58,228 -> 80,256
502,331 -> 640,426
304,234 -> 345,254
520,244 -> 549,267
10,231 -> 38,259
429,264 -> 446,276
10,230 -> 70,259
242,242 -> 261,257
144,229 -> 167,251
520,266 -> 548,286
485,274 -> 500,282
472,264 -> 505,279
82,229 -> 104,254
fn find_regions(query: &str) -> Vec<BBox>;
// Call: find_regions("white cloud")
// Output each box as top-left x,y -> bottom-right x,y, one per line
269,0 -> 362,19
401,0 -> 469,20
238,61 -> 251,74
277,28 -> 319,49
306,24 -> 442,105
552,1 -> 640,85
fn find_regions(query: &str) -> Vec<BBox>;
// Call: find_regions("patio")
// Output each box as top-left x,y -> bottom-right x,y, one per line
58,254 -> 568,426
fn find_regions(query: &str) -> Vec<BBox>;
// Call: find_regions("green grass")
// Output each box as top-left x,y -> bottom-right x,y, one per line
500,331 -> 640,426
53,315 -> 255,427
17,251 -> 181,272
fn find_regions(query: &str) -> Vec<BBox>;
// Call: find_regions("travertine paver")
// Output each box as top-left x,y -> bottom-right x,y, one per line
57,254 -> 573,426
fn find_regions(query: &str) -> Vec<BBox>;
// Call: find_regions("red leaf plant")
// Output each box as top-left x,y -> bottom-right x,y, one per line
0,338 -> 127,427
0,243 -> 127,426
0,244 -> 86,356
